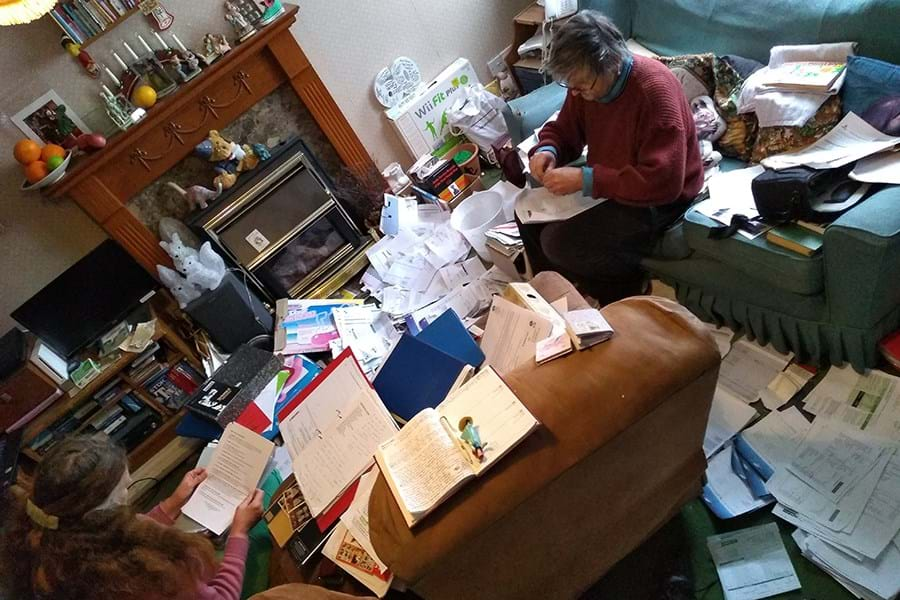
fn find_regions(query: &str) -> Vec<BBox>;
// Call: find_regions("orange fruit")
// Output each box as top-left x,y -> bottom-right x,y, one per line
41,144 -> 65,162
24,160 -> 49,184
14,139 -> 41,165
132,85 -> 157,109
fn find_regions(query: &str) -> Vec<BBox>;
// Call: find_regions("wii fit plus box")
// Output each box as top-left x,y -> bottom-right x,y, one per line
385,58 -> 480,159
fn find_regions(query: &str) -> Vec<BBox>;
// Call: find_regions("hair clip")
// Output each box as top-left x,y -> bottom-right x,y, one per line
26,499 -> 59,531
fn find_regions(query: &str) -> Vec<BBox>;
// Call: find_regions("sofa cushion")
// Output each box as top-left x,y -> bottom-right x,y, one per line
713,57 -> 759,161
750,95 -> 843,163
843,56 -> 900,117
682,209 -> 825,296
657,53 -> 716,101
630,0 -> 900,65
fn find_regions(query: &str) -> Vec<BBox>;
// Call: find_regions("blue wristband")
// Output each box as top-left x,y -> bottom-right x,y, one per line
535,145 -> 559,159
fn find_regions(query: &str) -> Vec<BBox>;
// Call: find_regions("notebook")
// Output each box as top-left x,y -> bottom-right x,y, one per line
416,309 -> 485,368
375,367 -> 539,527
762,61 -> 846,92
373,333 -> 474,423
766,224 -> 824,257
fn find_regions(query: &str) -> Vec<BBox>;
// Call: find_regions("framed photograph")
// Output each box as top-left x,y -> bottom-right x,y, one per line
12,90 -> 89,145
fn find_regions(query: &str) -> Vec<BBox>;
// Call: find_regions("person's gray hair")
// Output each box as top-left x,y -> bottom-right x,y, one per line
545,10 -> 629,82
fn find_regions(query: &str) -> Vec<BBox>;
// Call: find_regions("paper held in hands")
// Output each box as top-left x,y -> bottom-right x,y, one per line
181,423 -> 274,535
514,186 -> 606,224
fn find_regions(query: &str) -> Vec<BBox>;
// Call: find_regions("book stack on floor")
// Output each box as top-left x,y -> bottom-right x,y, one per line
49,0 -> 139,45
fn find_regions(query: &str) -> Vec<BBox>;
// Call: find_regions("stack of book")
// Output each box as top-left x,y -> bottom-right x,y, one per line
127,343 -> 165,384
144,360 -> 204,410
49,0 -> 137,44
49,0 -> 139,44
762,61 -> 847,93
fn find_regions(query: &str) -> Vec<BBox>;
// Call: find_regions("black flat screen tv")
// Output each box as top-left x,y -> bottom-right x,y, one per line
11,240 -> 158,359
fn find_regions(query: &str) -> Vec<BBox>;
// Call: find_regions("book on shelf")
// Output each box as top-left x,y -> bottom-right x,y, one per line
766,224 -> 824,257
374,367 -> 539,527
144,360 -> 203,410
762,61 -> 846,92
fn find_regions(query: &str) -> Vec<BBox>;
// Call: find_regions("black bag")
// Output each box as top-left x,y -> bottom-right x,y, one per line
751,164 -> 867,224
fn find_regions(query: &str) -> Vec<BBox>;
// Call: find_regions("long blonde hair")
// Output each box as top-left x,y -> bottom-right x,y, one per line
1,435 -> 217,600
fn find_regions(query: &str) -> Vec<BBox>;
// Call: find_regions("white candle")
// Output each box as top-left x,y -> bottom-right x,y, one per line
122,41 -> 140,61
102,84 -> 115,97
104,65 -> 122,87
153,31 -> 168,49
111,51 -> 129,71
171,33 -> 188,53
137,34 -> 154,54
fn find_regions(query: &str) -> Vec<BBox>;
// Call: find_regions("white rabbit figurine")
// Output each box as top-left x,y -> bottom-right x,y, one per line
157,265 -> 203,308
197,242 -> 226,288
159,233 -> 199,275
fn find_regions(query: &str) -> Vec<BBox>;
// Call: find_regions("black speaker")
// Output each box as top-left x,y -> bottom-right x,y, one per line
185,272 -> 273,353
0,329 -> 26,381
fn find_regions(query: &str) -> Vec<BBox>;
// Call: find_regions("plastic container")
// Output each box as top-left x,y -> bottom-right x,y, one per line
450,190 -> 506,261
443,142 -> 481,177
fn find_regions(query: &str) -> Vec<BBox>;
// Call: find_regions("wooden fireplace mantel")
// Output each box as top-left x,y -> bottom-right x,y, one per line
48,4 -> 374,275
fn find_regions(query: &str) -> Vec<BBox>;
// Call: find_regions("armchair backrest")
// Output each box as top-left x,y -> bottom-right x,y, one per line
581,0 -> 900,64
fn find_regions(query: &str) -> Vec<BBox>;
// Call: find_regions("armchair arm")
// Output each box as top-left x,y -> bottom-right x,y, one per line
824,185 -> 900,328
501,83 -> 567,145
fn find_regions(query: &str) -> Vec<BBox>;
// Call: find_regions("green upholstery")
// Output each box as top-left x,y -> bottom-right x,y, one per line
501,0 -> 900,370
682,211 -> 824,296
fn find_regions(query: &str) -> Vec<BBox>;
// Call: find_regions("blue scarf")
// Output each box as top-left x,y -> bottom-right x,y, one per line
597,53 -> 633,104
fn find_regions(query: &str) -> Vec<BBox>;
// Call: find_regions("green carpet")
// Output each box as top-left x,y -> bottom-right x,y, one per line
583,498 -> 856,600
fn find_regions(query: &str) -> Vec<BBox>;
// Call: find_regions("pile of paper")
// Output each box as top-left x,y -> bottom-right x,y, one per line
329,304 -> 399,379
485,221 -> 523,257
707,523 -> 801,600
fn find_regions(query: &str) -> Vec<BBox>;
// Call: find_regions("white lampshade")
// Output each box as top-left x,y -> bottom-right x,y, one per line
0,0 -> 58,26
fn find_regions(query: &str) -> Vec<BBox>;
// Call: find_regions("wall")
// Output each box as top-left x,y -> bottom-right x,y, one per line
0,0 -> 530,331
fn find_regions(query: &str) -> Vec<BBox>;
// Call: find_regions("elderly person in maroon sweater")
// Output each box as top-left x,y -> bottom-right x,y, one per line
523,10 -> 703,305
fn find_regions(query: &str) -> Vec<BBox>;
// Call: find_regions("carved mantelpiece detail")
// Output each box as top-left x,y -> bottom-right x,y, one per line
49,4 -> 372,275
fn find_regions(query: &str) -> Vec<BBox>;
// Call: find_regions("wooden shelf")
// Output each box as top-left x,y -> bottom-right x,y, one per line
127,409 -> 185,469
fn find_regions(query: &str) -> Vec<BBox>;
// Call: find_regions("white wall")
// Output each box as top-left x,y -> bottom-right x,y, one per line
0,0 -> 529,331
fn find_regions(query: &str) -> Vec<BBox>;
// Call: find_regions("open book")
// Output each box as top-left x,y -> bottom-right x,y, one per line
374,367 -> 539,527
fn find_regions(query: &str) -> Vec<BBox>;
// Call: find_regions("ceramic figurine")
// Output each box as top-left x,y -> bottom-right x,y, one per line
166,180 -> 223,211
157,265 -> 202,308
201,33 -> 231,65
258,0 -> 285,25
194,130 -> 269,190
61,36 -> 100,78
459,417 -> 485,462
139,0 -> 175,31
224,1 -> 257,42
159,232 -> 196,274
180,248 -> 223,291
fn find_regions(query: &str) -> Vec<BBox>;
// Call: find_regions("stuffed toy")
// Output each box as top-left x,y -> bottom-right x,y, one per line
194,130 -> 270,190
159,232 -> 196,274
157,265 -> 202,308
166,180 -> 222,211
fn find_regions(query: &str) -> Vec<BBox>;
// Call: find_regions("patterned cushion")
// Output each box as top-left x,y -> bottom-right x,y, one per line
750,95 -> 843,163
713,57 -> 759,161
657,53 -> 716,100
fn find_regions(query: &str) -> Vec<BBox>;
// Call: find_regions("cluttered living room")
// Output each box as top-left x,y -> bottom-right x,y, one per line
2,0 -> 900,599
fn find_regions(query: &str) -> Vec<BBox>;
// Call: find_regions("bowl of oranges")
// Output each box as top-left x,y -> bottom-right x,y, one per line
14,139 -> 72,191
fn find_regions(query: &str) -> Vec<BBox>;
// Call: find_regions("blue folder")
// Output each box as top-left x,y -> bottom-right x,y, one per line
416,309 -> 485,368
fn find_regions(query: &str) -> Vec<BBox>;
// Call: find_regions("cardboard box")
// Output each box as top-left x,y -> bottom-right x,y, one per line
386,58 -> 480,159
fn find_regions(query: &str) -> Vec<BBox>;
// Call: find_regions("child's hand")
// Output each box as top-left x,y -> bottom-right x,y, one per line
171,468 -> 208,508
231,489 -> 264,536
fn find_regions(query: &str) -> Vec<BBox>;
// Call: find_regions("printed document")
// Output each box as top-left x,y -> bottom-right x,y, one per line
762,112 -> 900,170
704,388 -> 758,458
702,446 -> 771,518
850,150 -> 900,185
480,295 -> 552,375
515,186 -> 606,224
182,423 -> 274,535
707,522 -> 801,600
717,340 -> 792,404
737,407 -> 811,477
803,366 -> 900,437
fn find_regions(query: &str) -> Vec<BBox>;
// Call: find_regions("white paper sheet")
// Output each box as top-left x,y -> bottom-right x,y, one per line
796,530 -> 900,600
438,256 -> 486,289
480,296 -> 552,376
788,417 -> 891,502
696,166 -> 766,226
737,407 -> 812,477
803,366 -> 900,437
181,423 -> 274,535
514,186 -> 606,224
707,522 -> 801,600
704,388 -> 759,458
705,323 -> 735,359
850,150 -> 900,185
703,446 -> 771,518
773,450 -> 900,560
295,389 -> 398,515
759,364 -> 815,410
762,112 -> 900,170
717,340 -> 793,404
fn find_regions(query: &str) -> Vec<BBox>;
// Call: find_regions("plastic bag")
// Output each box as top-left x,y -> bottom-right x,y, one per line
446,84 -> 510,164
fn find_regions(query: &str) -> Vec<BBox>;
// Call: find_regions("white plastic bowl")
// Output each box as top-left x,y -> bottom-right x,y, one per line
20,151 -> 73,191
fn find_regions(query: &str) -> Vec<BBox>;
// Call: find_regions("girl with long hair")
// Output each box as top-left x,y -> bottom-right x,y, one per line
1,434 -> 263,600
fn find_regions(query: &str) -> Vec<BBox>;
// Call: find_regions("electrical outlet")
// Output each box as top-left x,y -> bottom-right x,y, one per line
487,46 -> 512,78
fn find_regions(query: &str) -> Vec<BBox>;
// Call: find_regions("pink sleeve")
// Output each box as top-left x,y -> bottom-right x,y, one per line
146,504 -> 177,526
196,535 -> 249,600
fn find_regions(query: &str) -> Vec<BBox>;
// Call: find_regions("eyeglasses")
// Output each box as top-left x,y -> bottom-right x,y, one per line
559,72 -> 599,93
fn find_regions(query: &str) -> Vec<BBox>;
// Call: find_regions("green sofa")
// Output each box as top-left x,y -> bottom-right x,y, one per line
502,0 -> 900,371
